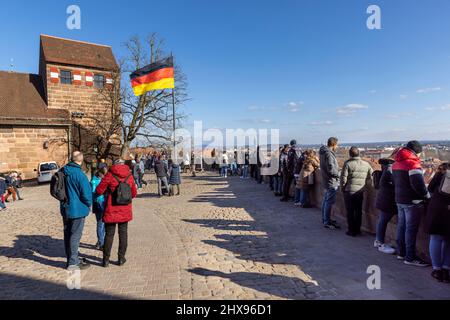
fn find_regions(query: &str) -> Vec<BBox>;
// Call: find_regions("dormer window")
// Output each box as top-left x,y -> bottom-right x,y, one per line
60,70 -> 72,85
94,74 -> 105,89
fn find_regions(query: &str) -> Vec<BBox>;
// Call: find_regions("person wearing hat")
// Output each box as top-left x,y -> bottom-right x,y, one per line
392,140 -> 430,267
373,149 -> 400,254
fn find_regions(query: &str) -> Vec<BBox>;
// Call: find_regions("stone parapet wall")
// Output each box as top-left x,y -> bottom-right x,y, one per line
309,170 -> 430,259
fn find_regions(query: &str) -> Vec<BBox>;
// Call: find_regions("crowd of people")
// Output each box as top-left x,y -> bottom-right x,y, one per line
0,171 -> 24,211
53,150 -> 186,271
5,138 -> 449,285
213,138 -> 450,284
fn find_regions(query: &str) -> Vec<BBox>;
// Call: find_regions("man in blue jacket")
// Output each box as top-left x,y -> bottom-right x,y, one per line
61,151 -> 92,270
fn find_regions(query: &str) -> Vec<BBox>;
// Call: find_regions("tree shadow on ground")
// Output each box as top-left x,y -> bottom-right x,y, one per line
0,235 -> 103,269
183,175 -> 333,299
189,267 -> 312,299
183,174 -> 450,300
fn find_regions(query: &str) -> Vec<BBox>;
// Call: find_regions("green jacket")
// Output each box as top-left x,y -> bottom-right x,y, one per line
340,157 -> 373,194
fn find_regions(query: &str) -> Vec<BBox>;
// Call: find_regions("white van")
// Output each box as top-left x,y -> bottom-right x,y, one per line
36,162 -> 59,184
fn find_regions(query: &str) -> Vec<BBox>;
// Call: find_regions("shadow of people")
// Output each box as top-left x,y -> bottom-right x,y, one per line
0,235 -> 102,269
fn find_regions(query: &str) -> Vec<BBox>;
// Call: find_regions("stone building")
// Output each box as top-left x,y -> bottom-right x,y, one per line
0,35 -> 119,180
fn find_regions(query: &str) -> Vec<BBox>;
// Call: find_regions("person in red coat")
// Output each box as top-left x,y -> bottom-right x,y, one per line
96,160 -> 137,267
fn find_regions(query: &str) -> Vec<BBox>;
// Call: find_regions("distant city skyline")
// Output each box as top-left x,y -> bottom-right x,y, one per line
1,0 -> 450,144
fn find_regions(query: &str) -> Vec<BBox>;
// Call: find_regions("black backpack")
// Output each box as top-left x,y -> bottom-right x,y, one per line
50,170 -> 68,203
372,170 -> 383,190
112,174 -> 133,205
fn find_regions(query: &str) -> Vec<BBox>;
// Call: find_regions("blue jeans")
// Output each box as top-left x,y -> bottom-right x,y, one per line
134,176 -> 141,188
0,200 -> 5,209
300,189 -> 310,206
376,210 -> 395,243
63,217 -> 85,267
322,187 -> 337,225
396,203 -> 424,262
220,166 -> 228,177
429,235 -> 450,270
242,165 -> 249,178
294,188 -> 301,203
231,163 -> 237,175
95,211 -> 105,247
274,175 -> 283,194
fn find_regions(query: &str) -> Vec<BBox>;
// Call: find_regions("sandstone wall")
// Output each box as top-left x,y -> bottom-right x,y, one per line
0,126 -> 69,180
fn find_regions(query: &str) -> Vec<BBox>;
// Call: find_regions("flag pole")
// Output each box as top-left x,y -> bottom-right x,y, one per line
171,53 -> 177,163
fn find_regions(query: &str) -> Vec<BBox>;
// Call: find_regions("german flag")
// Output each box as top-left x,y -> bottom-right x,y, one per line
130,57 -> 175,96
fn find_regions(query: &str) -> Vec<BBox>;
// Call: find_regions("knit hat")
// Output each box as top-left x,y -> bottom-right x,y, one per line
406,140 -> 423,155
290,139 -> 297,146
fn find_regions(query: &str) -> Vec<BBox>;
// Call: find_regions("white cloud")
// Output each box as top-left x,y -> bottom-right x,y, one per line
287,101 -> 304,112
384,112 -> 415,119
400,94 -> 408,100
336,104 -> 369,115
369,90 -> 377,94
238,118 -> 274,124
309,120 -> 334,126
425,104 -> 450,111
417,87 -> 441,94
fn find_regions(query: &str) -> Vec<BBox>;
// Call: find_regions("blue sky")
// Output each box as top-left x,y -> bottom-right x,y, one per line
1,0 -> 450,144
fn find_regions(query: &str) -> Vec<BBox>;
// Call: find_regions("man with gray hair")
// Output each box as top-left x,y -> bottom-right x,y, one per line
61,151 -> 92,270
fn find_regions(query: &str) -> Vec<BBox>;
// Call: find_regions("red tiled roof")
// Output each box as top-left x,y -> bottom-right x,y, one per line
40,35 -> 118,71
0,71 -> 70,124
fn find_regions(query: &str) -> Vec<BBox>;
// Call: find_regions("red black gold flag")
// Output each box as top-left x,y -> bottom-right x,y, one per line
130,57 -> 175,96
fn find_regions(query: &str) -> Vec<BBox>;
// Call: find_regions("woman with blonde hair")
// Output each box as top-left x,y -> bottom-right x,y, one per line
297,150 -> 320,208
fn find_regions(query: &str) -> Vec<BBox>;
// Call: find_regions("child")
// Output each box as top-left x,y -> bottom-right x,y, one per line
91,167 -> 108,250
168,160 -> 181,196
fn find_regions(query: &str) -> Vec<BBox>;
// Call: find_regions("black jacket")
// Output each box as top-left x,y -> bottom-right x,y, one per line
375,162 -> 397,214
424,172 -> 450,236
0,179 -> 6,195
392,148 -> 430,204
286,148 -> 298,175
154,160 -> 168,178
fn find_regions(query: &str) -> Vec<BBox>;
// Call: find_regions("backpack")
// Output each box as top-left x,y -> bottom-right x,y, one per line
112,174 -> 133,205
50,170 -> 68,203
372,170 -> 383,190
439,171 -> 450,197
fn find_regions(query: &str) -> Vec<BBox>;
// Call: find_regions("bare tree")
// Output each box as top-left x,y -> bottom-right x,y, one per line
120,33 -> 188,158
74,33 -> 188,162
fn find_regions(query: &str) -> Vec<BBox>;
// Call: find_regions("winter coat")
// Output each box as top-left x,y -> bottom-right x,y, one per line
340,157 -> 373,194
96,164 -> 137,224
424,172 -> 450,236
154,160 -> 168,178
139,161 -> 145,174
392,147 -> 430,205
132,163 -> 140,178
298,156 -> 320,189
286,148 -> 298,175
169,164 -> 182,185
319,146 -> 340,189
91,175 -> 106,214
294,154 -> 304,176
60,162 -> 92,219
0,178 -> 6,195
375,162 -> 398,215
220,154 -> 229,167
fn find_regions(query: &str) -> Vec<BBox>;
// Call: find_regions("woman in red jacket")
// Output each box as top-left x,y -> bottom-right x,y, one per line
96,160 -> 137,267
